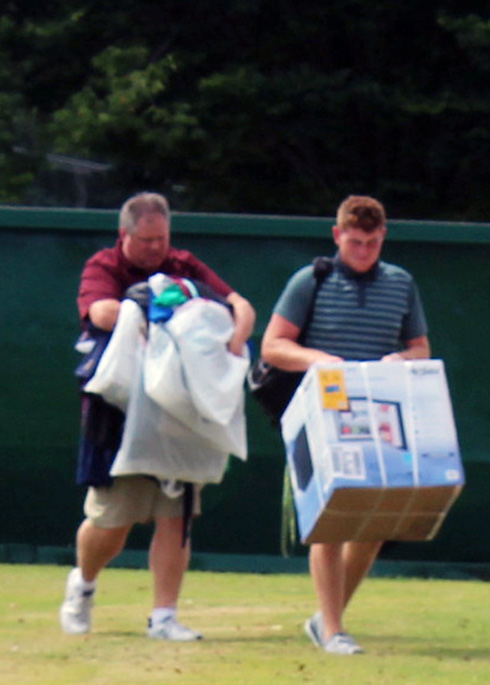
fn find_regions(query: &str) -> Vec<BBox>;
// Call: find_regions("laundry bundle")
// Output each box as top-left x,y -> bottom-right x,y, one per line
83,274 -> 250,485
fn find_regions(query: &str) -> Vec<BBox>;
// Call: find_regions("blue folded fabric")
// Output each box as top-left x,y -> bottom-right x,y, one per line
148,294 -> 174,323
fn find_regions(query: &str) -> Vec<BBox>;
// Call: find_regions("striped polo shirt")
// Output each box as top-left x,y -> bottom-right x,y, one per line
273,259 -> 428,361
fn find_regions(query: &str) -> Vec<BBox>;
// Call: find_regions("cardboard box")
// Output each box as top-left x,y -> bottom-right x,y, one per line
280,360 -> 464,544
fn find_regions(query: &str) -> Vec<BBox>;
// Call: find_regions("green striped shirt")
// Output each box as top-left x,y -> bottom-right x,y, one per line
274,260 -> 428,361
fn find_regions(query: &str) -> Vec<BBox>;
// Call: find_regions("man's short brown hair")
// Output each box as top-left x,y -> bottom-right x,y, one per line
336,195 -> 386,233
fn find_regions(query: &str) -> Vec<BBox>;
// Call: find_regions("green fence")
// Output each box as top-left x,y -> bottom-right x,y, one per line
1,206 -> 489,571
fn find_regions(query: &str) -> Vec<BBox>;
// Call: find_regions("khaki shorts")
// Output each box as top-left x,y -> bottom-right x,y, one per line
84,476 -> 201,528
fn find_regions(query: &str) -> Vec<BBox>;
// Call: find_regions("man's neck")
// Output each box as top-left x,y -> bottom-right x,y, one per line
334,253 -> 379,281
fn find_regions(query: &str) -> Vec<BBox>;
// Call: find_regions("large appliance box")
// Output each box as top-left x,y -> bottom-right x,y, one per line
280,360 -> 464,544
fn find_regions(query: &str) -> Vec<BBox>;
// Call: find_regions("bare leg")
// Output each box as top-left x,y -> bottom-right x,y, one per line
149,516 -> 190,609
342,540 -> 383,609
60,518 -> 131,634
77,518 -> 131,582
309,542 -> 345,638
309,540 -> 382,639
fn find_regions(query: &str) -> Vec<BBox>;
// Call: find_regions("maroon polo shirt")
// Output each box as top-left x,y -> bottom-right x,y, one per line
77,238 -> 233,321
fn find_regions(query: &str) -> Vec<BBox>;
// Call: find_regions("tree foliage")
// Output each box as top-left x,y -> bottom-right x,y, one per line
1,1 -> 490,218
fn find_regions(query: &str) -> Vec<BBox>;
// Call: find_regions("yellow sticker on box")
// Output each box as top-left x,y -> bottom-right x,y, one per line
318,369 -> 349,410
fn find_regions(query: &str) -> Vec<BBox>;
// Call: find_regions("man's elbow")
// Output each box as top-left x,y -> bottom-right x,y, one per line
409,336 -> 431,359
260,336 -> 277,365
88,299 -> 120,331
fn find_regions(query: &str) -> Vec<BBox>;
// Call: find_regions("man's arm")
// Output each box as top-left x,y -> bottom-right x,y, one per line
88,299 -> 121,331
226,292 -> 256,356
89,290 -> 255,345
261,313 -> 343,371
382,335 -> 431,362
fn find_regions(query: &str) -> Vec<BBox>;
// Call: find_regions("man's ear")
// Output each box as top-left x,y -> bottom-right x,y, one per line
119,226 -> 127,240
332,224 -> 341,245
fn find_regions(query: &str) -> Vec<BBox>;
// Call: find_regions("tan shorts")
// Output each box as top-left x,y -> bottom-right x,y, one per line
84,476 -> 201,528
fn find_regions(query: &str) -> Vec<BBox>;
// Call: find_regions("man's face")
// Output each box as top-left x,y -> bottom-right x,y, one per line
332,225 -> 386,273
120,212 -> 170,270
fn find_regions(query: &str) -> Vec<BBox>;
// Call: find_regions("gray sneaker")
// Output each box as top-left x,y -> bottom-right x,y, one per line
147,615 -> 203,641
60,568 -> 95,635
304,612 -> 364,655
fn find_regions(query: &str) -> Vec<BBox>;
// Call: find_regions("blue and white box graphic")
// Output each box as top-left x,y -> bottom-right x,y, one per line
281,360 -> 465,544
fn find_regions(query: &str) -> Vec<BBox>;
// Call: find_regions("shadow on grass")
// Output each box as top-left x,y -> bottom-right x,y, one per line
357,633 -> 490,661
98,630 -> 299,645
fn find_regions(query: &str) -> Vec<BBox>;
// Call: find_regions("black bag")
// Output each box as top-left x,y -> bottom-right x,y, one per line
248,256 -> 334,424
248,360 -> 304,424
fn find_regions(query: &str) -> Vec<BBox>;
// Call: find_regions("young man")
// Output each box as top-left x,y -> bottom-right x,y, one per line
60,192 -> 255,640
261,195 -> 430,654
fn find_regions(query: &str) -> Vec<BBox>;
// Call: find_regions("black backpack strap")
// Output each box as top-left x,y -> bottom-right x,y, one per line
247,256 -> 334,425
298,256 -> 334,343
312,255 -> 334,282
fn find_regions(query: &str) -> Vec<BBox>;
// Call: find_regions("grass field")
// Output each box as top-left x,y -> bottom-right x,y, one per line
1,563 -> 489,684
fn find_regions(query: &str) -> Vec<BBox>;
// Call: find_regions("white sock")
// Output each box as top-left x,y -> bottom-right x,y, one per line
77,568 -> 96,591
152,607 -> 176,624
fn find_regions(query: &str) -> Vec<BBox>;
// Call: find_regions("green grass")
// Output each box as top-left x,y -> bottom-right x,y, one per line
1,563 -> 489,684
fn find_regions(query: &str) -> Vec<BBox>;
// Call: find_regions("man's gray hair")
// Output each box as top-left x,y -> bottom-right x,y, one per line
119,192 -> 170,234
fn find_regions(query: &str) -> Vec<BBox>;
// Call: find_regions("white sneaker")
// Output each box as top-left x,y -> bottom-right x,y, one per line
59,568 -> 95,635
147,615 -> 203,641
324,632 -> 364,655
304,612 -> 364,655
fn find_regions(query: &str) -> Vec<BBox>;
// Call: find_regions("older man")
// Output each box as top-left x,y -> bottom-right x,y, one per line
60,192 -> 255,640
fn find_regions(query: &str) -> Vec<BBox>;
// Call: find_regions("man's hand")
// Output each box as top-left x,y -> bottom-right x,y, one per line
226,292 -> 256,356
381,335 -> 431,362
381,352 -> 405,362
